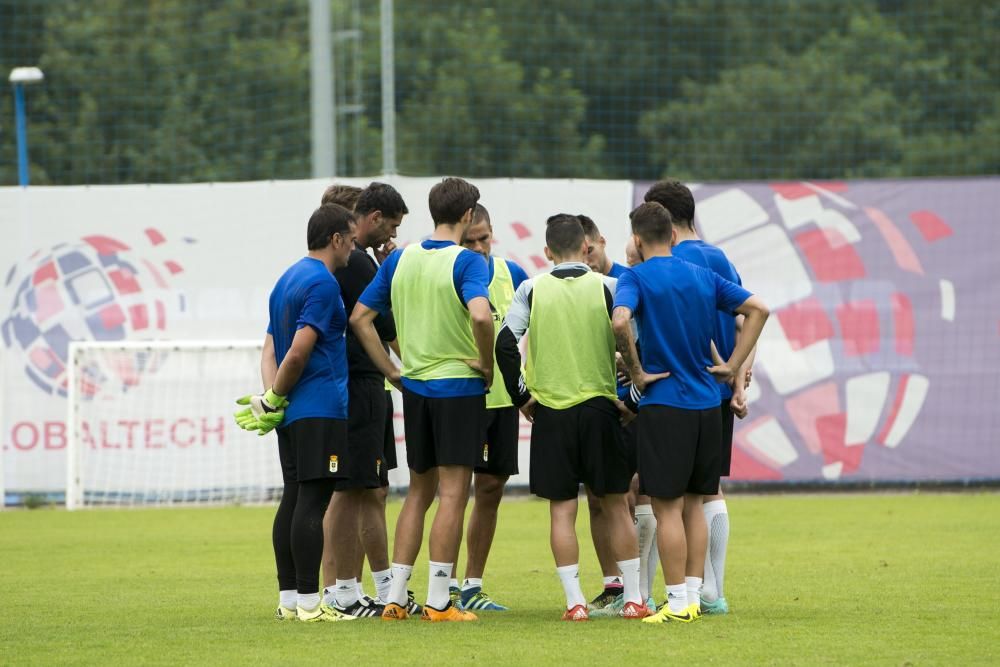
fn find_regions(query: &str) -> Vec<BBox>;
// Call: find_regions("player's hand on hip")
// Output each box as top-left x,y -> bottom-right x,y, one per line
615,400 -> 637,426
234,388 -> 287,435
744,367 -> 753,390
386,367 -> 403,392
463,358 -> 493,390
519,396 -> 537,423
707,362 -> 735,384
633,369 -> 670,392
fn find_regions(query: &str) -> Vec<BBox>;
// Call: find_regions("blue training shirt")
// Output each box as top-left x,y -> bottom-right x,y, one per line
672,240 -> 742,400
614,256 -> 752,411
358,239 -> 490,398
266,257 -> 348,423
608,261 -> 628,279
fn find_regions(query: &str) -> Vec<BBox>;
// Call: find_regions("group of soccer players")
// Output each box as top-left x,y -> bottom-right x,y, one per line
234,176 -> 769,624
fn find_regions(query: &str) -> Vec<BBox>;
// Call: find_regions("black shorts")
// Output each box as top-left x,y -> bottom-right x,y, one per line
622,420 -> 638,476
719,399 -> 734,478
529,397 -> 632,501
475,406 -> 520,477
337,377 -> 387,491
637,405 -> 721,499
276,417 -> 349,483
381,390 -> 398,486
401,389 -> 486,474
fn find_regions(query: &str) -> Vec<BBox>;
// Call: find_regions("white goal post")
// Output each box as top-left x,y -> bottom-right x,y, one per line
66,340 -> 284,509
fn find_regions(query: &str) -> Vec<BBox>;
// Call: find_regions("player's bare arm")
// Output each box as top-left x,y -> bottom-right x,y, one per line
261,333 -> 278,389
612,305 -> 670,393
707,295 -> 769,383
271,325 -> 319,396
466,295 -> 495,391
349,302 -> 402,390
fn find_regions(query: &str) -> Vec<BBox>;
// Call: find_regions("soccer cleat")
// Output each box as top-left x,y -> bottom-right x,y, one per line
460,587 -> 509,612
588,593 -> 623,618
588,587 -> 622,611
381,602 -> 410,621
334,597 -> 386,618
641,602 -> 700,624
275,606 -> 297,621
645,597 -> 657,613
420,601 -> 478,622
700,596 -> 729,615
297,602 -> 357,623
620,600 -> 652,619
562,604 -> 589,621
449,586 -> 464,610
406,590 -> 423,616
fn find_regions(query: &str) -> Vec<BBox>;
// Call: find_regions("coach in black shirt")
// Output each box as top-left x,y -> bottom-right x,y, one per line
320,182 -> 409,616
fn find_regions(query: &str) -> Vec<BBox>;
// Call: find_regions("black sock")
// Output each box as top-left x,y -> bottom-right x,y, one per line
272,481 -> 298,593
290,478 -> 337,594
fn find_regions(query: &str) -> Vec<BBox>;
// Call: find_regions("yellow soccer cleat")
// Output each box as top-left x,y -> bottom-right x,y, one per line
275,606 -> 297,621
297,602 -> 358,623
641,602 -> 700,624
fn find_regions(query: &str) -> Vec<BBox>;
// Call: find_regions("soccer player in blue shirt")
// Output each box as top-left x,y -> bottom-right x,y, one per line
351,177 -> 495,622
235,204 -> 358,622
645,179 -> 754,614
612,202 -> 769,623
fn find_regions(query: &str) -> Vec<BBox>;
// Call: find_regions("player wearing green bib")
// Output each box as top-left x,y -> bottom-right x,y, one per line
495,214 -> 658,622
352,177 -> 495,623
452,204 -> 529,612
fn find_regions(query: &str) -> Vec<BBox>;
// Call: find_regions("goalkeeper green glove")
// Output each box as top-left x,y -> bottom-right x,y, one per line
234,388 -> 288,435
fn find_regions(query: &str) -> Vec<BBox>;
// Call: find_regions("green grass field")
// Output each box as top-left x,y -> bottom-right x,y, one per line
2,493 -> 998,665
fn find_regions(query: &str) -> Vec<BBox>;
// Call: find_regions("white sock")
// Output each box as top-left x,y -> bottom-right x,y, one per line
450,578 -> 459,590
387,562 -> 413,606
603,574 -> 623,589
647,537 -> 660,600
462,577 -> 483,592
297,592 -> 321,610
703,499 -> 730,602
617,557 -> 641,604
372,568 -> 393,602
685,576 -> 702,610
635,505 -> 656,599
665,583 -> 687,613
335,578 -> 359,608
356,580 -> 369,600
557,564 -> 587,609
279,589 -> 297,610
322,586 -> 336,606
428,562 -> 454,610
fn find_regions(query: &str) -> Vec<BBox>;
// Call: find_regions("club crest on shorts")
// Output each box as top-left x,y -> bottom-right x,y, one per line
376,458 -> 382,475
329,455 -> 338,473
482,444 -> 489,462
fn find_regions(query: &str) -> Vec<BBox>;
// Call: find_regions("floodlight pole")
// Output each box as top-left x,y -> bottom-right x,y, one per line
380,0 -> 397,174
310,0 -> 336,178
13,83 -> 29,186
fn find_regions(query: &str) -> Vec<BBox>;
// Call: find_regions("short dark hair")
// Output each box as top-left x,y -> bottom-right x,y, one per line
355,182 -> 409,219
644,179 -> 695,230
321,184 -> 362,209
629,202 -> 673,244
428,177 -> 480,226
577,214 -> 600,240
545,214 -> 585,256
473,203 -> 491,226
307,204 -> 355,250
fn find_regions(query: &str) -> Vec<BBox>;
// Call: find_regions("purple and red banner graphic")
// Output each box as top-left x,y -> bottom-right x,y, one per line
632,178 -> 1000,482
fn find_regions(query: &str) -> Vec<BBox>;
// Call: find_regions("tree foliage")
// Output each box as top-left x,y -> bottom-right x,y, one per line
0,0 -> 995,184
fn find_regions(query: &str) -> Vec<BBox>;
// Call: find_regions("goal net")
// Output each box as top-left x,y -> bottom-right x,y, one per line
66,340 -> 283,509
